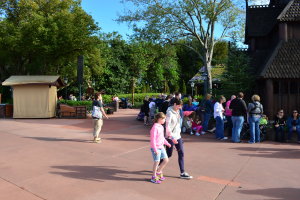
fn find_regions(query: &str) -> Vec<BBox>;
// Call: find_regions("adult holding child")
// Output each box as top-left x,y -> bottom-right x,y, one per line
247,95 -> 263,144
91,92 -> 109,143
230,92 -> 247,143
165,98 -> 193,179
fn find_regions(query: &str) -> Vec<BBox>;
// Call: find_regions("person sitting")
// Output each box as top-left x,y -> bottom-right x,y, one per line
182,111 -> 193,134
190,112 -> 203,136
259,114 -> 268,140
182,99 -> 195,111
274,109 -> 286,142
287,110 -> 300,143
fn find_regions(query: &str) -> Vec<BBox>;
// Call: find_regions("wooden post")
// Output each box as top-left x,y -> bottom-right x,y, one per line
266,79 -> 274,119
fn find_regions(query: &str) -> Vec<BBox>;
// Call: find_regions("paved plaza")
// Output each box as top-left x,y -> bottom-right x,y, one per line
1,109 -> 300,200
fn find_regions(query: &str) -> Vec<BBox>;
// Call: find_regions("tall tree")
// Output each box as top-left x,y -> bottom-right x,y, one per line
0,0 -> 99,80
218,42 -> 254,97
118,0 -> 243,93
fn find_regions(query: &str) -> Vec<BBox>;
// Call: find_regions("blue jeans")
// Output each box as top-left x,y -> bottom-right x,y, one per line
288,126 -> 300,141
249,116 -> 261,143
231,116 -> 244,142
215,116 -> 224,139
203,113 -> 211,132
275,126 -> 285,142
226,116 -> 233,137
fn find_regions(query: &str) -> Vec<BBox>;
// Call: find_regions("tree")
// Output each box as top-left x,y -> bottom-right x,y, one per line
217,42 -> 254,97
0,0 -> 100,81
118,0 -> 243,93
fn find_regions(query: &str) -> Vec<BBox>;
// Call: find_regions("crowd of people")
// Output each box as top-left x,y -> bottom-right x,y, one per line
89,90 -> 300,184
145,91 -> 300,184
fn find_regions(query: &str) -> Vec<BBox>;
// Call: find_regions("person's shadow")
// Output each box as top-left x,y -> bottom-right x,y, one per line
50,165 -> 151,182
238,187 -> 300,200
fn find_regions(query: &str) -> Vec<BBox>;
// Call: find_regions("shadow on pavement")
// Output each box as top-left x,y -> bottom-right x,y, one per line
238,187 -> 300,200
50,165 -> 151,182
23,137 -> 91,143
104,137 -> 149,142
231,147 -> 300,159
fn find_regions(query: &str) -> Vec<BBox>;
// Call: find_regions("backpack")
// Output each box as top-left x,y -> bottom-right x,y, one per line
249,102 -> 262,115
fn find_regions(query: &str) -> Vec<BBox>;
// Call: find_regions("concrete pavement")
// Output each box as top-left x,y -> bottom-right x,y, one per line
0,109 -> 300,200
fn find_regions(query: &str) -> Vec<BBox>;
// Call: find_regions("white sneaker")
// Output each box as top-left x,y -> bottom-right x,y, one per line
195,132 -> 201,136
220,137 -> 228,140
201,131 -> 206,135
208,127 -> 216,132
190,131 -> 194,135
180,172 -> 193,179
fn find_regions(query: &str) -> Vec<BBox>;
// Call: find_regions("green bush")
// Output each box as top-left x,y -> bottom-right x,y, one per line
59,93 -> 162,110
60,100 -> 93,110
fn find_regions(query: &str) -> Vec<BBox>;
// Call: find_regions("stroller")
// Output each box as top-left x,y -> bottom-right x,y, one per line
136,111 -> 145,121
120,98 -> 128,109
240,123 -> 267,142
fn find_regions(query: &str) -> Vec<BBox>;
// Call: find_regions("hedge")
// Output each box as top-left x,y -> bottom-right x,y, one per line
59,93 -> 162,110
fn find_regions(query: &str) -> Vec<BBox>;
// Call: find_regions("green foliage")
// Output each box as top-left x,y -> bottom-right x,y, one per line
194,95 -> 204,101
182,97 -> 189,104
181,80 -> 187,95
215,42 -> 255,97
118,0 -> 244,92
0,0 -> 100,82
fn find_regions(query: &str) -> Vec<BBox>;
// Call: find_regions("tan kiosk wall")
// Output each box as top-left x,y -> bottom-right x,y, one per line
13,85 -> 57,118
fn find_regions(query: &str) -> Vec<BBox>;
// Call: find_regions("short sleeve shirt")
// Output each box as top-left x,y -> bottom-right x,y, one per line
93,100 -> 103,108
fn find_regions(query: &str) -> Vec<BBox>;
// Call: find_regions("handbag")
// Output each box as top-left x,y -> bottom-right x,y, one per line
92,106 -> 102,119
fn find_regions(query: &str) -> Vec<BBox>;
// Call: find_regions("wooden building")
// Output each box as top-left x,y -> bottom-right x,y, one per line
245,0 -> 300,118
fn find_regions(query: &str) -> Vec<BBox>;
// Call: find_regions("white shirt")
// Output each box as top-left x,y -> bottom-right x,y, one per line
214,102 -> 224,119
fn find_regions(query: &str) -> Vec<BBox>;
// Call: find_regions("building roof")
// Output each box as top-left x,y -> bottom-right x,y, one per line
278,0 -> 300,21
189,66 -> 225,83
246,5 -> 284,38
260,39 -> 300,78
2,76 -> 65,88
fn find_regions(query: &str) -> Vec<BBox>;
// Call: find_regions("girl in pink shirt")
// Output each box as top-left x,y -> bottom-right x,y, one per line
150,112 -> 171,184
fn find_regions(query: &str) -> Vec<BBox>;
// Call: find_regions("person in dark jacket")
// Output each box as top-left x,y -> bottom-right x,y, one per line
161,95 -> 172,114
286,110 -> 300,143
274,109 -> 286,142
229,92 -> 247,143
141,97 -> 150,125
202,94 -> 214,134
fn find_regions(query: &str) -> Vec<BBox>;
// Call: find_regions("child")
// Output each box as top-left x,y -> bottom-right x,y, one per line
150,112 -> 171,184
260,114 -> 268,125
191,112 -> 203,136
182,111 -> 193,134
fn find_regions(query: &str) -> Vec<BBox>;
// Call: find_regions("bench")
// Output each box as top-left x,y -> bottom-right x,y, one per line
58,104 -> 87,119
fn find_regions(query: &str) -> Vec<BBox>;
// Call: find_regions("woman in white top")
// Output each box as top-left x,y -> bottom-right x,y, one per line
214,95 -> 227,140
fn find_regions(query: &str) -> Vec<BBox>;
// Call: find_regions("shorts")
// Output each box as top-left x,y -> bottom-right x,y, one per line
150,148 -> 168,162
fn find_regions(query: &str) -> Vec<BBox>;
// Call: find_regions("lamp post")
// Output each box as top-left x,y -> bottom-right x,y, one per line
190,82 -> 195,97
64,77 -> 68,99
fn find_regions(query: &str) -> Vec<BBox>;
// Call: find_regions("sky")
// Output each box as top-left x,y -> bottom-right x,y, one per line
81,0 -> 271,41
81,0 -> 133,39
